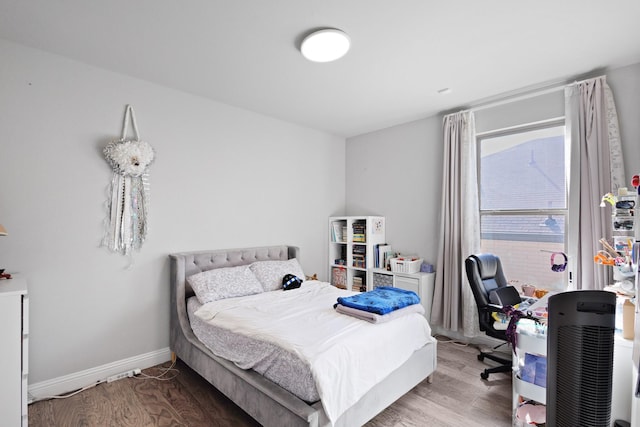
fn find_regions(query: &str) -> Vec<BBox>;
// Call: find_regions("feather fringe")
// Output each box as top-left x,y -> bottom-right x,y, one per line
102,172 -> 151,264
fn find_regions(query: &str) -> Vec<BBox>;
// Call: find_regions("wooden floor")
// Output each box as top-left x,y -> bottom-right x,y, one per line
28,337 -> 512,427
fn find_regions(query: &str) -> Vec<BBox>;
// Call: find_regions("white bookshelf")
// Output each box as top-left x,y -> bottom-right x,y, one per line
329,216 -> 385,291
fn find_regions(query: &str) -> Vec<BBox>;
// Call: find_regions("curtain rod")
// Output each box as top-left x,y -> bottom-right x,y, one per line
454,70 -> 608,114
469,84 -> 566,113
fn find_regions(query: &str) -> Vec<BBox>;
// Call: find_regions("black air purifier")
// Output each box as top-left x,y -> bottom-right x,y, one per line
546,290 -> 616,427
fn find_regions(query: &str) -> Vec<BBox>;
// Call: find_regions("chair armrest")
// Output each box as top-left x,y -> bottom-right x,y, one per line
489,286 -> 522,306
480,304 -> 505,314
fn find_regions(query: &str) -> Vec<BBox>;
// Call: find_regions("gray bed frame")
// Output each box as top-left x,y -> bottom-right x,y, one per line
169,245 -> 437,427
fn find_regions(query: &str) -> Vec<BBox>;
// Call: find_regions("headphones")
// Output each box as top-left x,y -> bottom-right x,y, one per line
551,252 -> 567,272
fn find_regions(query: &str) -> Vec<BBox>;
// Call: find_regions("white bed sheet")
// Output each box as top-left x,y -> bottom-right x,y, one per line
194,281 -> 434,424
188,296 -> 320,401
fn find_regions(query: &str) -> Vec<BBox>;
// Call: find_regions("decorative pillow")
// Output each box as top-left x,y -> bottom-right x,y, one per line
187,265 -> 264,304
250,258 -> 305,292
282,274 -> 303,291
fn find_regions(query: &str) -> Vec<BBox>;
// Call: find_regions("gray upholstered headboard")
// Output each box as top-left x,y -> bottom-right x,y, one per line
169,245 -> 300,364
170,245 -> 300,298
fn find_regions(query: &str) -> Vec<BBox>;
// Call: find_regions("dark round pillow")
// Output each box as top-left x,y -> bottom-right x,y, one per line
282,274 -> 303,291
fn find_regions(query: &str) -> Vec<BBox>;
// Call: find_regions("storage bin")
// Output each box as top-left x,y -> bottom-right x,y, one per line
373,272 -> 393,288
390,257 -> 423,273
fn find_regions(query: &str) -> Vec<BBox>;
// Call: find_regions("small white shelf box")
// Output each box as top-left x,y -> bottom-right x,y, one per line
371,269 -> 435,321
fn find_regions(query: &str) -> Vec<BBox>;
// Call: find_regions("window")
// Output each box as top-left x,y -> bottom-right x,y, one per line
477,120 -> 567,291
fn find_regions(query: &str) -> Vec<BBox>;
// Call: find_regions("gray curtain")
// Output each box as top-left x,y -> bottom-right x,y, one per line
565,76 -> 624,290
431,111 -> 480,336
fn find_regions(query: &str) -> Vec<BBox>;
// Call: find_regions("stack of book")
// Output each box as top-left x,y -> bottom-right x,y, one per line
374,244 -> 393,269
352,276 -> 365,292
352,222 -> 366,242
352,245 -> 366,268
331,221 -> 346,242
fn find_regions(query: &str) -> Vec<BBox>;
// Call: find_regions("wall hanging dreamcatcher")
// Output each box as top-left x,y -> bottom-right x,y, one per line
102,105 -> 155,263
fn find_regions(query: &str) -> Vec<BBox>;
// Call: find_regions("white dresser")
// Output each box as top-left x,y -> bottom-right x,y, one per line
371,270 -> 435,321
0,276 -> 28,426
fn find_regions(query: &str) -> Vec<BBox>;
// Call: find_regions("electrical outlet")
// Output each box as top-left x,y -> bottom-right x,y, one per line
106,368 -> 141,383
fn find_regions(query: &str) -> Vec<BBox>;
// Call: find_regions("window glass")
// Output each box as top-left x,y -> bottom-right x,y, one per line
480,126 -> 566,211
478,123 -> 567,291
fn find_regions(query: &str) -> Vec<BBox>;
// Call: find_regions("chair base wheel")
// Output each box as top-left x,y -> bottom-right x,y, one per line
477,354 -> 484,361
480,371 -> 489,380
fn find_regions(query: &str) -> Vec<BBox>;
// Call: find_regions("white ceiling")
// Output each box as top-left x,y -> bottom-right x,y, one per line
1,1 -> 639,137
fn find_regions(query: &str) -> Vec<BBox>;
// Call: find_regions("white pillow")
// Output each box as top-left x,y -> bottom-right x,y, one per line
250,258 -> 305,292
187,265 -> 264,304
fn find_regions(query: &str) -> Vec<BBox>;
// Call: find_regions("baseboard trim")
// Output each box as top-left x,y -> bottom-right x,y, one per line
431,326 -> 510,352
28,347 -> 171,401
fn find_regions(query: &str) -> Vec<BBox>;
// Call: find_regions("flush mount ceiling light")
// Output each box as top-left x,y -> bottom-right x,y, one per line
301,29 -> 350,62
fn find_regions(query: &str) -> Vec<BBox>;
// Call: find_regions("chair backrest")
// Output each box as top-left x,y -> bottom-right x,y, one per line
465,253 -> 514,331
465,254 -> 508,306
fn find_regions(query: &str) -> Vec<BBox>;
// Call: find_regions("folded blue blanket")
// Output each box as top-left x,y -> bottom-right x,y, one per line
336,286 -> 420,315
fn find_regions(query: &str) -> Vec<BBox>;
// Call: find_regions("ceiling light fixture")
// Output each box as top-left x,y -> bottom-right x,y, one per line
301,28 -> 350,63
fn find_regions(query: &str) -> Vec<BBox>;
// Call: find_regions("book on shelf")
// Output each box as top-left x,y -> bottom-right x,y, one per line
352,244 -> 367,268
352,276 -> 366,292
352,222 -> 366,232
352,276 -> 362,292
331,221 -> 346,242
374,243 -> 385,268
352,252 -> 366,268
352,222 -> 366,243
352,246 -> 366,255
376,244 -> 393,269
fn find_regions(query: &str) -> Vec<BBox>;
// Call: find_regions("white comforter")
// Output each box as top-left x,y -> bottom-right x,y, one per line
194,281 -> 433,424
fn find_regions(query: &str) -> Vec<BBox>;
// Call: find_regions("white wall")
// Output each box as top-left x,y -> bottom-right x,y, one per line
0,39 -> 346,384
345,117 -> 443,264
473,90 -> 564,133
608,63 -> 640,181
346,61 -> 640,275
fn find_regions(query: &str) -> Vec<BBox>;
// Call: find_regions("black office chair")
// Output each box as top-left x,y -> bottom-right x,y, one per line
465,253 -> 522,380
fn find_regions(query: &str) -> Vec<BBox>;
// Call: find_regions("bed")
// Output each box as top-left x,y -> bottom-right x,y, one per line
169,245 -> 437,427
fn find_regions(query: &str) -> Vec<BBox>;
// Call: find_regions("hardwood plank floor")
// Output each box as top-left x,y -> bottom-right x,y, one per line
28,336 -> 512,426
